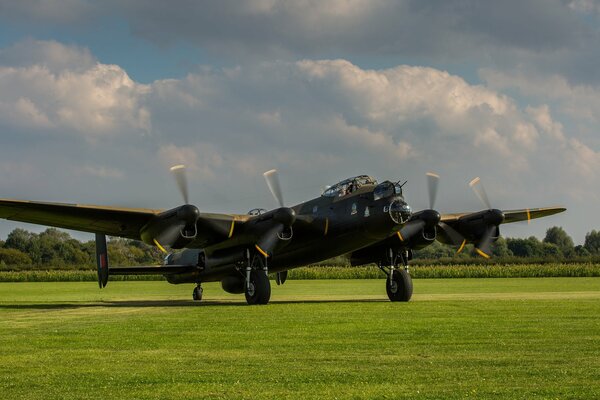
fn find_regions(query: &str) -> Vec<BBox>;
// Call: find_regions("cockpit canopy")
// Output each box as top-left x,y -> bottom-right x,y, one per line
322,175 -> 378,198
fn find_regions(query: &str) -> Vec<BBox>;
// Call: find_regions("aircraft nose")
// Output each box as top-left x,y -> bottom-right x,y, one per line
389,199 -> 412,224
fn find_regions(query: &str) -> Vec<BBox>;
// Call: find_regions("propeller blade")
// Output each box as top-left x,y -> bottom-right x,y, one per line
475,225 -> 497,259
263,169 -> 285,208
256,223 -> 285,257
469,177 -> 492,209
170,165 -> 189,204
426,172 -> 439,210
438,221 -> 465,246
397,220 -> 426,242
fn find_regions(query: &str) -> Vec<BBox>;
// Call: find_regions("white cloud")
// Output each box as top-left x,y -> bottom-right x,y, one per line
0,41 -> 151,139
0,39 -> 96,73
0,39 -> 596,241
481,68 -> 600,125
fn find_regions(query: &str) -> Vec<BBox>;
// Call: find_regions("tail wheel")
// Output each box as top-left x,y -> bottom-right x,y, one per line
386,269 -> 413,302
245,270 -> 271,305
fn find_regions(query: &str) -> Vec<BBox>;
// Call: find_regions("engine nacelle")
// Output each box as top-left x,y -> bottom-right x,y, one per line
140,205 -> 200,249
404,225 -> 436,250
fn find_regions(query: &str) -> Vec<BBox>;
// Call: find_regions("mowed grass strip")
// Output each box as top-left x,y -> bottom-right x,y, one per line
0,278 -> 599,400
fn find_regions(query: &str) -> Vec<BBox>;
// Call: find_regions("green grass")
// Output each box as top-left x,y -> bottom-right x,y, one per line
1,278 -> 599,399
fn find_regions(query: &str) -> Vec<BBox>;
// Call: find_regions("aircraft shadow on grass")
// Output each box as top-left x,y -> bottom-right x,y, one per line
0,298 -> 388,310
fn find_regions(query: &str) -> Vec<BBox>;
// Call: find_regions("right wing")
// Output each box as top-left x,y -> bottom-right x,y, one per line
0,199 -> 250,247
0,199 -> 161,240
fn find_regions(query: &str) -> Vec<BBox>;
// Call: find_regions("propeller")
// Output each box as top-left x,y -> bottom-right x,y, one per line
426,172 -> 439,209
254,169 -> 296,258
474,225 -> 497,259
170,164 -> 190,204
398,172 -> 471,252
398,172 -> 441,242
146,165 -> 200,253
263,169 -> 284,208
469,177 -> 491,209
467,177 -> 505,258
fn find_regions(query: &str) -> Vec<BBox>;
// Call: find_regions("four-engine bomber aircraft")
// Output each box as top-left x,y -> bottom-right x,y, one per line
0,167 -> 565,304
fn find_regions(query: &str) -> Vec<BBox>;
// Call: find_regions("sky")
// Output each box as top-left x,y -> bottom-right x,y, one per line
0,0 -> 599,244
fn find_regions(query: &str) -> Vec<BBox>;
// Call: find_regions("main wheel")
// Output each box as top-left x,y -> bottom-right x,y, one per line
386,268 -> 413,302
192,286 -> 203,301
245,270 -> 271,305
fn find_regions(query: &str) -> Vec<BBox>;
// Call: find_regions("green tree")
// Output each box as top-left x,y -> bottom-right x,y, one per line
414,241 -> 455,259
541,242 -> 561,257
543,226 -> 574,257
492,237 -> 512,257
4,228 -> 35,253
506,236 -> 544,257
574,245 -> 591,257
584,230 -> 600,255
0,248 -> 32,265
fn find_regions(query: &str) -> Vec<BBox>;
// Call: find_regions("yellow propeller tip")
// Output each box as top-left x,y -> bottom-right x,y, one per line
475,248 -> 491,259
153,239 -> 168,254
170,164 -> 185,172
255,244 -> 269,258
426,172 -> 440,178
469,177 -> 481,187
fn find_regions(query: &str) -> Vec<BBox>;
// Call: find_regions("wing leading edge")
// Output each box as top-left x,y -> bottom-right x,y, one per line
440,206 -> 566,224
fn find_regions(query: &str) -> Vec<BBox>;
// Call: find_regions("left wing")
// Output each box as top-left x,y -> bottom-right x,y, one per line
349,206 -> 566,265
441,206 -> 566,224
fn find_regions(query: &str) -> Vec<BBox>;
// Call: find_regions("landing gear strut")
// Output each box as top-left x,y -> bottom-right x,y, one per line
379,248 -> 413,302
244,252 -> 271,305
192,284 -> 203,301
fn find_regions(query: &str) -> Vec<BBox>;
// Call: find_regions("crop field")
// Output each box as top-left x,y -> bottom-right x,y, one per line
1,278 -> 599,399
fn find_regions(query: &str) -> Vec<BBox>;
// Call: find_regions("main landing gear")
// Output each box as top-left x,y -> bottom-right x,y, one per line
379,248 -> 413,302
244,251 -> 271,305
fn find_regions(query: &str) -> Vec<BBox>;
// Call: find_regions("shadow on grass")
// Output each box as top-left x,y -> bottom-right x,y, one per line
0,298 -> 388,310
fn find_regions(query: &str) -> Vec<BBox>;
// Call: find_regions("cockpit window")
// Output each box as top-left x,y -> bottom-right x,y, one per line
322,175 -> 378,198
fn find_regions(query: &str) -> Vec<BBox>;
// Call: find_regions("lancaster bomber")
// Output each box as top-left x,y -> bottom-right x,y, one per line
0,167 -> 565,304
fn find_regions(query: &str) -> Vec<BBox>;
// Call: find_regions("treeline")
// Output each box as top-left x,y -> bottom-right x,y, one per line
0,228 -> 163,270
413,226 -> 600,260
0,226 -> 600,271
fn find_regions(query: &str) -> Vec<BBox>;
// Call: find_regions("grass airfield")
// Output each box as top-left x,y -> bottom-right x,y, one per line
1,278 -> 599,399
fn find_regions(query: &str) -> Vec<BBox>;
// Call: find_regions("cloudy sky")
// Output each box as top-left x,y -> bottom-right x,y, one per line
1,0 -> 599,244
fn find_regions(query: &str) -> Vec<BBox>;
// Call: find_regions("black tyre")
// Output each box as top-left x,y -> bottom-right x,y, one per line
192,286 -> 203,301
245,270 -> 271,305
386,269 -> 413,302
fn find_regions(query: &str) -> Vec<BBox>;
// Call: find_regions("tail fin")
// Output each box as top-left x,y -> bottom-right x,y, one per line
95,233 -> 109,288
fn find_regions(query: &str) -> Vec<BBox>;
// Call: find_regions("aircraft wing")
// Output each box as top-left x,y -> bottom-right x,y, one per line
0,198 -> 254,249
0,199 -> 162,240
440,206 -> 566,224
